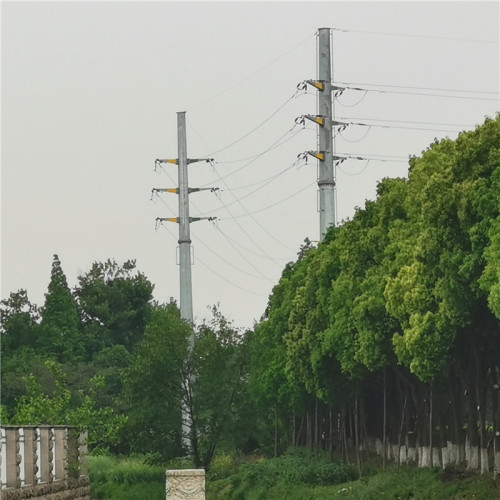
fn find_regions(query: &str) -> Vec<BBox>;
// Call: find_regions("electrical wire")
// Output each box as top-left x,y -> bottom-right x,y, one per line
198,123 -> 303,187
155,189 -> 283,285
215,125 -> 305,164
210,158 -> 303,211
218,180 -> 317,221
337,116 -> 475,127
185,108 -> 305,257
198,89 -> 303,157
338,160 -> 372,177
338,126 -> 372,143
341,85 -> 499,102
191,253 -> 270,296
156,223 -> 268,296
210,164 -> 299,252
332,27 -> 499,44
214,224 -> 287,261
186,32 -> 316,111
336,82 -> 499,96
335,90 -> 369,107
191,230 -> 274,282
346,122 -> 468,133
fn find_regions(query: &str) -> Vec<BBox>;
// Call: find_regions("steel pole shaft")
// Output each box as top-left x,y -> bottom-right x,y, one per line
317,28 -> 335,241
177,111 -> 194,329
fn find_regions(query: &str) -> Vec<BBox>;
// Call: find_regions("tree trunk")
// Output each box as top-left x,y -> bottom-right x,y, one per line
473,344 -> 488,474
397,390 -> 408,469
383,367 -> 387,469
429,382 -> 434,468
274,404 -> 278,458
354,392 -> 361,477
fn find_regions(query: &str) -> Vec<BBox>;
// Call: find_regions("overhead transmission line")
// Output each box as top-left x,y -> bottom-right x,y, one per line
336,116 -> 476,128
197,123 -> 304,187
198,87 -> 305,158
156,221 -> 266,296
336,82 -> 499,96
213,224 -> 289,261
191,229 -> 274,282
185,116 -> 305,258
335,84 -> 499,102
153,177 -> 283,283
186,32 -> 316,111
332,27 -> 499,44
217,178 -> 317,221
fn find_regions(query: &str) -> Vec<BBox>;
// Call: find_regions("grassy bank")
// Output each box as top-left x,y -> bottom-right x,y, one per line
89,452 -> 500,500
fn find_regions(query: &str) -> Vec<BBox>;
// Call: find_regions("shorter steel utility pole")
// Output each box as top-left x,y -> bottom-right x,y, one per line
154,111 -> 215,451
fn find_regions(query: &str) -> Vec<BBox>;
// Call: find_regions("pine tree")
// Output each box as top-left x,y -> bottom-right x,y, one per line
39,254 -> 83,362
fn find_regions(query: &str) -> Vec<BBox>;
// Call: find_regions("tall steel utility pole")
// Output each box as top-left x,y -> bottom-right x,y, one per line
298,28 -> 336,242
317,27 -> 335,241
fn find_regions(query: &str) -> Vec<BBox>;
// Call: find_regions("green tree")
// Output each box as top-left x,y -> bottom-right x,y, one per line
188,307 -> 253,469
122,301 -> 190,459
11,359 -> 124,451
39,255 -> 83,362
0,289 -> 39,353
75,259 -> 154,356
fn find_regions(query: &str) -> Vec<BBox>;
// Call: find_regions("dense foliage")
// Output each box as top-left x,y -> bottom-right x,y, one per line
2,115 -> 500,476
248,114 -> 500,469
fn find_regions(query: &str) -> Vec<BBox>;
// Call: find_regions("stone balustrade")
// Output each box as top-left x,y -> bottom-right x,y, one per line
0,426 -> 90,500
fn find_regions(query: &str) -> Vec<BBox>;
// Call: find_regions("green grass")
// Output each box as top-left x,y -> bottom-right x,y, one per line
207,458 -> 500,500
89,453 -> 500,500
89,455 -> 165,500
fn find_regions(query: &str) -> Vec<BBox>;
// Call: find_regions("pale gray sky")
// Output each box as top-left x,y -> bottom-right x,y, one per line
2,1 -> 499,329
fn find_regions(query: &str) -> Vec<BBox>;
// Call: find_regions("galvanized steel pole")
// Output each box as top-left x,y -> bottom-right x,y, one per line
317,28 -> 336,241
177,111 -> 194,330
177,111 -> 194,453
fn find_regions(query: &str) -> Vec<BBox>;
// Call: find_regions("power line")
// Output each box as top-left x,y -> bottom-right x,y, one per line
214,224 -> 287,262
157,223 -> 267,296
192,253 -> 270,297
345,122 -> 468,134
186,32 -> 316,111
336,81 -> 499,96
337,116 -> 475,127
340,85 -> 499,102
332,27 -> 499,44
218,180 -> 317,221
210,164 -> 298,252
215,125 -> 305,164
198,123 -> 303,188
197,90 -> 303,157
191,229 -> 274,282
211,158 -> 302,210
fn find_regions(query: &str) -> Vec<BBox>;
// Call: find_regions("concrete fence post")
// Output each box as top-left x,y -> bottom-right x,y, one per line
23,427 -> 38,486
5,427 -> 21,489
78,430 -> 88,477
54,427 -> 67,480
166,469 -> 205,500
39,427 -> 54,483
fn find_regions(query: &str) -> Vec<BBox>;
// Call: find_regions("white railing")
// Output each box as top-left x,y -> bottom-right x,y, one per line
0,426 -> 87,490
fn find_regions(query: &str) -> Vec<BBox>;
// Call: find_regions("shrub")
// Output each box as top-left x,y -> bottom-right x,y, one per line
208,453 -> 238,481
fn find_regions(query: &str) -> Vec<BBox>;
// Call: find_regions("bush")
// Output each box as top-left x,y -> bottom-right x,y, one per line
89,455 -> 165,500
227,450 -> 357,490
208,453 -> 238,481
